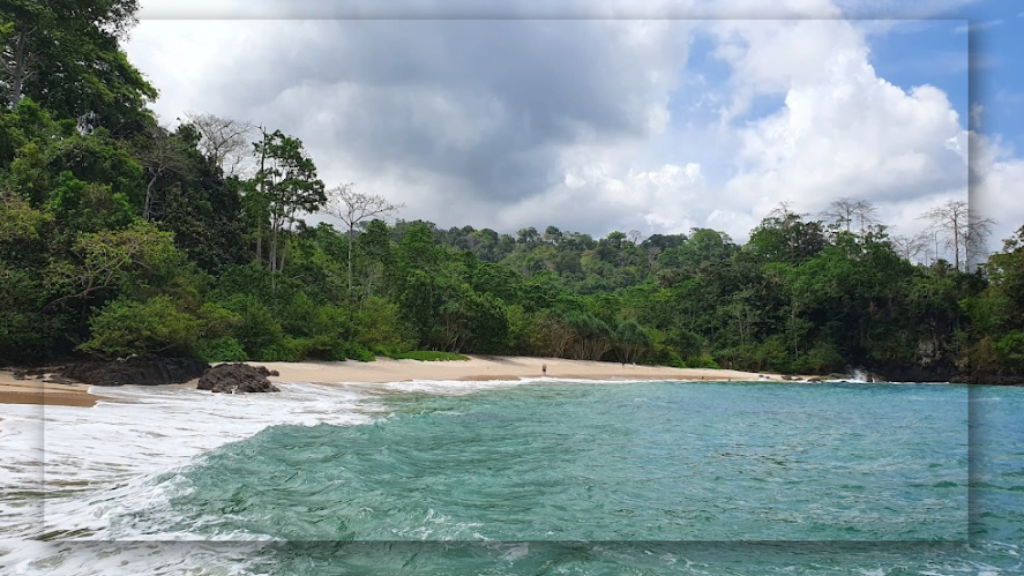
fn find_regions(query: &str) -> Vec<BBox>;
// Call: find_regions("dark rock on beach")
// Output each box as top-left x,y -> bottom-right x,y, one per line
60,357 -> 210,387
197,363 -> 281,394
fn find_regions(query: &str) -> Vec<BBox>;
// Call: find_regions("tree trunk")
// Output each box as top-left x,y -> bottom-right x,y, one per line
348,222 -> 354,292
143,175 -> 157,221
9,32 -> 29,110
278,238 -> 288,276
953,222 -> 960,271
270,220 -> 278,273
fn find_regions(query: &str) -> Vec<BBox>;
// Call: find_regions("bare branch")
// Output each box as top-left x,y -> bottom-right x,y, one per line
890,233 -> 928,263
822,197 -> 878,234
183,112 -> 257,178
918,200 -> 993,271
322,184 -> 404,292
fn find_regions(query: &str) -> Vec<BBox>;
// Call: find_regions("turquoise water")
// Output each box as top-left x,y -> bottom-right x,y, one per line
148,382 -> 970,543
19,380 -> 1024,576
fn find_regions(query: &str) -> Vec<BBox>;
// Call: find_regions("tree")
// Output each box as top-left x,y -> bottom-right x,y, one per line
322,184 -> 403,293
43,221 -> 183,310
616,319 -> 651,363
251,129 -> 325,275
1,0 -> 156,130
920,200 -> 996,271
183,112 -> 256,177
891,233 -> 928,263
134,123 -> 188,221
822,197 -> 879,235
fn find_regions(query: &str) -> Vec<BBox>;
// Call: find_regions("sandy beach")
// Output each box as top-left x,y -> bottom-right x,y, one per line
0,356 -> 795,407
0,371 -> 103,407
255,355 -> 790,386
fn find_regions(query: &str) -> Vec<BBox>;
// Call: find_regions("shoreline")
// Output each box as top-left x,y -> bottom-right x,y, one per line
0,371 -> 103,407
0,355 -> 807,407
253,355 -> 804,386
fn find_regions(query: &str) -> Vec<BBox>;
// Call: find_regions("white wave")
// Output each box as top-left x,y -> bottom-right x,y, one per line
2,376 -> 648,573
0,381 -> 382,575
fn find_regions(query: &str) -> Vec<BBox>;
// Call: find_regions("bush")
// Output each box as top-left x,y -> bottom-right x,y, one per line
344,343 -> 376,362
688,353 -> 720,370
660,350 -> 687,368
222,294 -> 285,358
383,350 -> 470,361
793,341 -> 846,374
194,336 -> 248,363
80,296 -> 201,357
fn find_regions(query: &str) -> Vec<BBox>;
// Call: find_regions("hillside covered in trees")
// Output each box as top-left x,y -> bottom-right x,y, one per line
1,2 -> 1021,381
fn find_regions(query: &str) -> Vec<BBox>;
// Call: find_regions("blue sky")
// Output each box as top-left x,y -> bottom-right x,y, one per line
864,1 -> 1022,153
127,0 -> 1024,254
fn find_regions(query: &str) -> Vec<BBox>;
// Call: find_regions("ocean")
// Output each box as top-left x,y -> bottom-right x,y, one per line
1,378 -> 1020,575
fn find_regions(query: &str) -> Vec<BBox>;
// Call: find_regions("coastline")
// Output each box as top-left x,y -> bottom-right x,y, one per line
0,371 -> 102,407
0,355 -> 800,407
252,355 -> 795,386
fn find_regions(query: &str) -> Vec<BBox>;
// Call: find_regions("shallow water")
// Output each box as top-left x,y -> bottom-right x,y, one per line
1,379 -> 1020,575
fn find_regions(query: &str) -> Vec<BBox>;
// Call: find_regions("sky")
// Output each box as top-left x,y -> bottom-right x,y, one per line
125,0 -> 1024,256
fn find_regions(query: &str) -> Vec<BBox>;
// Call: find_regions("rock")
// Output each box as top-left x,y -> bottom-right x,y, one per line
197,363 -> 281,394
43,376 -> 80,385
60,357 -> 210,387
949,371 -> 1024,386
806,377 -> 822,383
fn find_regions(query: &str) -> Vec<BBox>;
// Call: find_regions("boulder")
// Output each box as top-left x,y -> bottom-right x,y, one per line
60,357 -> 210,387
197,363 -> 281,394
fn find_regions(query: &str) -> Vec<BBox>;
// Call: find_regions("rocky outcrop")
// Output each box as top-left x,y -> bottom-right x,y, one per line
950,370 -> 1024,386
864,360 -> 956,383
59,357 -> 210,387
197,363 -> 281,394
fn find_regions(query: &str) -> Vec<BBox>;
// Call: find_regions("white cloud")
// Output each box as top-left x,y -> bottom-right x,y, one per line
970,103 -> 983,129
704,19 -> 969,240
970,134 -> 1024,248
124,1 -> 1018,249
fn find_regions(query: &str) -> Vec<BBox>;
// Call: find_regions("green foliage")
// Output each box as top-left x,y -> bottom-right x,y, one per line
80,296 -> 202,357
194,337 -> 248,363
1,20 -> 1020,381
384,351 -> 471,361
690,354 -> 720,370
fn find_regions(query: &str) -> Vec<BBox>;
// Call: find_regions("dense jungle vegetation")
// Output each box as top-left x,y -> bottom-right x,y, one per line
1,1 -> 1022,379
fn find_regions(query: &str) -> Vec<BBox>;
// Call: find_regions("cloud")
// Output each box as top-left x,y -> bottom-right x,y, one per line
970,134 -> 1024,248
129,16 -> 694,230
705,20 -> 969,239
124,0 -> 1006,246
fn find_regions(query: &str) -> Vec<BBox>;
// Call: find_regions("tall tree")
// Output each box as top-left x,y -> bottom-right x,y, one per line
251,129 -> 325,275
1,0 -> 156,130
920,200 -> 996,271
322,184 -> 403,293
183,112 -> 256,177
134,123 -> 188,221
823,197 -> 879,235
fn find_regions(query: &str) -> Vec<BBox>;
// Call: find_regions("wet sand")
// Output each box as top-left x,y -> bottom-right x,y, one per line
0,372 -> 103,407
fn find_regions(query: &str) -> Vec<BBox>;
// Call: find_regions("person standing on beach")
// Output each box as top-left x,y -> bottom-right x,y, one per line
542,364 -> 547,376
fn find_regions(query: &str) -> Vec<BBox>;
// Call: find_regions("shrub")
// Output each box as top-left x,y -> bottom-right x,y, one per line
80,296 -> 201,357
384,351 -> 470,361
194,337 -> 248,363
